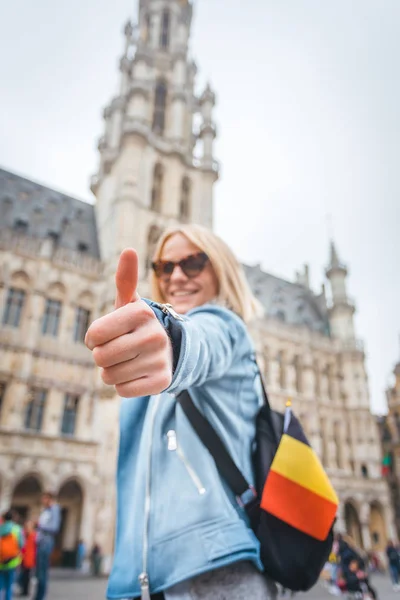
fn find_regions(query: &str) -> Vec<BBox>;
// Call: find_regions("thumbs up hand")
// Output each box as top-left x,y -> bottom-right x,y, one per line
85,248 -> 173,398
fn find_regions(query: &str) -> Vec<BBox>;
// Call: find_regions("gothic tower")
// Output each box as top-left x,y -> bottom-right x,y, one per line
91,0 -> 219,285
325,240 -> 356,342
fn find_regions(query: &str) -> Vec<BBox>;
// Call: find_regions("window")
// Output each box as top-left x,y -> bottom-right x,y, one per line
42,299 -> 62,336
160,10 -> 170,49
2,288 -> 26,327
47,231 -> 59,244
0,382 -> 6,419
151,163 -> 164,211
293,355 -> 302,393
152,81 -> 167,134
146,225 -> 162,272
180,177 -> 191,220
277,351 -> 286,390
143,13 -> 151,43
25,389 -> 47,432
74,307 -> 90,343
13,218 -> 28,233
361,464 -> 369,479
61,394 -> 79,436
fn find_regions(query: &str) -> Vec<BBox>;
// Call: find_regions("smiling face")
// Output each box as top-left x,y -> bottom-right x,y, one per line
157,233 -> 219,314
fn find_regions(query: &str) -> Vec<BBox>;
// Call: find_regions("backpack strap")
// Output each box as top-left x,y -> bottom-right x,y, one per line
176,366 -> 273,507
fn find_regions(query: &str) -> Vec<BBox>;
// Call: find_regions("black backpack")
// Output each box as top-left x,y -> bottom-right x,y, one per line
177,378 -> 336,591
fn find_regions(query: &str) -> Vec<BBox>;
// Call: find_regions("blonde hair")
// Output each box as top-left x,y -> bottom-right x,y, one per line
150,224 -> 263,323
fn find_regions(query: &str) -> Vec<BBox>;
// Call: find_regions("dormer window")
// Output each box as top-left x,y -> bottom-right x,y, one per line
13,218 -> 28,233
77,242 -> 89,253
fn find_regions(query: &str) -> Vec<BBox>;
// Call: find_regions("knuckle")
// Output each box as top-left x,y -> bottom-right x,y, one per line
151,327 -> 168,347
101,367 -> 114,386
115,382 -> 134,398
158,371 -> 172,391
139,324 -> 167,349
92,345 -> 105,367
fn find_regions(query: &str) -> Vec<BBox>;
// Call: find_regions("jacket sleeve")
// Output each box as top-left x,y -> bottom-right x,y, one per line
144,301 -> 246,394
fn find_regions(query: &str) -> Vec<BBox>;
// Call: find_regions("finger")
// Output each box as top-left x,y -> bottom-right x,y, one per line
101,352 -> 168,386
92,323 -> 168,368
115,248 -> 140,309
85,301 -> 154,350
115,371 -> 172,398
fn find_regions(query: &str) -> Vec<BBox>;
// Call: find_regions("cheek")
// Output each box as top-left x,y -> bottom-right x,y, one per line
201,272 -> 219,301
158,280 -> 168,298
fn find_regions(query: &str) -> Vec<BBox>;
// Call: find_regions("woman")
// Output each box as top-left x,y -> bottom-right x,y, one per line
86,224 -> 277,600
19,521 -> 36,597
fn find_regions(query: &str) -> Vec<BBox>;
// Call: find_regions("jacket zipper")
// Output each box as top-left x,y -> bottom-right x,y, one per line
167,430 -> 206,495
159,303 -> 185,321
139,394 -> 161,600
139,304 -> 182,599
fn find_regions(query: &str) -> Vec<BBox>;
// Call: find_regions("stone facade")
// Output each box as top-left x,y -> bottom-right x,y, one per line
378,355 -> 400,539
0,0 -> 394,571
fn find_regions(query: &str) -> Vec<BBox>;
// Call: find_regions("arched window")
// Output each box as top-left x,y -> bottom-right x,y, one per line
146,225 -> 162,272
277,351 -> 286,390
151,163 -> 164,212
180,176 -> 191,220
152,81 -> 167,134
293,355 -> 302,393
160,10 -> 170,49
143,13 -> 151,43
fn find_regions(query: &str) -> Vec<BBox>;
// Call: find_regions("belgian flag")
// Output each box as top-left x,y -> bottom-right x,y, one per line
261,405 -> 339,541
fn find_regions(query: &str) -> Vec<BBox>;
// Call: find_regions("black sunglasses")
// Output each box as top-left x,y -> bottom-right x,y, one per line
151,252 -> 209,280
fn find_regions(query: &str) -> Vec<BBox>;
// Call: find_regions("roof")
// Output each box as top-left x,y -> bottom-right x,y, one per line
0,168 -> 100,259
244,264 -> 330,335
0,167 -> 330,336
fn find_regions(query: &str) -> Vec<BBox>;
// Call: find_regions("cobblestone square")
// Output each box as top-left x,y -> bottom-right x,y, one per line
47,571 -> 393,600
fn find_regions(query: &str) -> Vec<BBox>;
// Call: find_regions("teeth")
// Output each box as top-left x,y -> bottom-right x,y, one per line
172,291 -> 195,297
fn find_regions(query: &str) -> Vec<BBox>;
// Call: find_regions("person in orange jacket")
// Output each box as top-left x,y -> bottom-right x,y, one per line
19,521 -> 36,597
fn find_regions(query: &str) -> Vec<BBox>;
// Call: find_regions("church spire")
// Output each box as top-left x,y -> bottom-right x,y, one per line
325,240 -> 357,344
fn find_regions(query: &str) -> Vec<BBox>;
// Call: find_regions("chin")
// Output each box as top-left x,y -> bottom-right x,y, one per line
168,298 -> 198,314
172,301 -> 194,314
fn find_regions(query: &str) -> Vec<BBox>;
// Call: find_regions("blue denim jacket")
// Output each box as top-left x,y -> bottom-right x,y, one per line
107,303 -> 263,599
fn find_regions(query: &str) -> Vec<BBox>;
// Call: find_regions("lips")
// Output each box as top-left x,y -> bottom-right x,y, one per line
169,290 -> 198,297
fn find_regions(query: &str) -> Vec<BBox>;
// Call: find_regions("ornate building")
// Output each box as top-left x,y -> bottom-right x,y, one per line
379,353 -> 400,539
0,0 -> 394,570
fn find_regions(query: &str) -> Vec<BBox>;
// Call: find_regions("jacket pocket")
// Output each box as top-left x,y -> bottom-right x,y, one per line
167,430 -> 206,496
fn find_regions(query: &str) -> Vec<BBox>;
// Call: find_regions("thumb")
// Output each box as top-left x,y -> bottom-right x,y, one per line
115,248 -> 140,309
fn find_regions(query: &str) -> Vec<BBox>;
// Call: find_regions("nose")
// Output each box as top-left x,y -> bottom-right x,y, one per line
168,265 -> 188,284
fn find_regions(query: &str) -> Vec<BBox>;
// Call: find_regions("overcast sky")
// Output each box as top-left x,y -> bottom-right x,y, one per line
1,0 -> 399,413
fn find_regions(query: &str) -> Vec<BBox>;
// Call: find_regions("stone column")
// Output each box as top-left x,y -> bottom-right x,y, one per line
1,380 -> 29,429
75,392 -> 91,440
335,502 -> 347,534
79,485 -> 96,548
0,479 -> 14,513
42,388 -> 64,436
360,503 -> 371,550
384,503 -> 397,541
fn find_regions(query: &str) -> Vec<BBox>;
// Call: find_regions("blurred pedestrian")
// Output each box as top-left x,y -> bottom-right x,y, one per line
34,492 -> 61,600
0,510 -> 24,600
19,521 -> 36,597
76,539 -> 86,570
90,544 -> 102,577
386,540 -> 400,590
